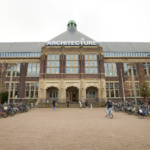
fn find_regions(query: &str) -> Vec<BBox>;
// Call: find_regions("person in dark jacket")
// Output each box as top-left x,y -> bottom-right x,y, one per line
85,100 -> 88,108
53,99 -> 56,110
67,100 -> 70,108
105,100 -> 112,114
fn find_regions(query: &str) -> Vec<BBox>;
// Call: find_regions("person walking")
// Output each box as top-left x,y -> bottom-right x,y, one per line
53,99 -> 56,110
90,100 -> 92,109
67,100 -> 70,108
79,100 -> 82,109
85,100 -> 88,108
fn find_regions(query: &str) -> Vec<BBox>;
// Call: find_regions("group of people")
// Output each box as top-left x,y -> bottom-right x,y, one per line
52,99 -> 93,110
52,99 -> 112,113
78,100 -> 93,109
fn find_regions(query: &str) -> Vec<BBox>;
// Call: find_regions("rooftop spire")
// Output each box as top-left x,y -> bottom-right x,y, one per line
67,20 -> 77,30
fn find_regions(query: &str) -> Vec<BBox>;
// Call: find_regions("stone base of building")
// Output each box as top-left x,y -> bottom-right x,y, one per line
35,101 -> 105,108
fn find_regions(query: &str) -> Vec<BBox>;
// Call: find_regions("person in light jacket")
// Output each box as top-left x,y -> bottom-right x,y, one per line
90,100 -> 92,109
79,100 -> 82,109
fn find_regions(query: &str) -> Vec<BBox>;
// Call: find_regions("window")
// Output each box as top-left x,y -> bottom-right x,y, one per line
106,82 -> 119,97
85,54 -> 98,74
5,83 -> 18,98
125,82 -> 140,97
49,91 -> 59,98
123,63 -> 137,76
66,54 -> 79,74
143,63 -> 150,76
27,63 -> 40,76
86,91 -> 96,98
25,83 -> 39,98
7,64 -> 20,77
104,63 -> 117,76
46,54 -> 59,74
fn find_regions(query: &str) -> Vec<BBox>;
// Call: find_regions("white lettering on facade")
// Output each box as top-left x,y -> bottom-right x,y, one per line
46,41 -> 97,46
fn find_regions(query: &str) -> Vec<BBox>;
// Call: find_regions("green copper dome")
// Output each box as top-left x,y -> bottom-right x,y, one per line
67,20 -> 77,28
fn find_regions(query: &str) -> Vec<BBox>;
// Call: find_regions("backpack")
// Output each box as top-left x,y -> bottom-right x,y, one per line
108,100 -> 112,106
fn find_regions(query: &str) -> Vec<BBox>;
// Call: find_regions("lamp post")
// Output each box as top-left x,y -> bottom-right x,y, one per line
7,63 -> 17,104
120,69 -> 125,102
127,63 -> 137,105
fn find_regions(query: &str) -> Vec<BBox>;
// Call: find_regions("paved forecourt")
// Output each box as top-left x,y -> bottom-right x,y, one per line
0,108 -> 150,150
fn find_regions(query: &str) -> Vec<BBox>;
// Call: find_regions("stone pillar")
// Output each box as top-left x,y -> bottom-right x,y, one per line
59,79 -> 66,103
100,79 -> 106,102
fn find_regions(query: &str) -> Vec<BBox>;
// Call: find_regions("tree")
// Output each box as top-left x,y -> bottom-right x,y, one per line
0,91 -> 8,104
0,63 -> 7,104
140,82 -> 150,103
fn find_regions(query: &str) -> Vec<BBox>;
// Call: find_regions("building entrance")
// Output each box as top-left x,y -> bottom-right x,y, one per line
66,87 -> 78,102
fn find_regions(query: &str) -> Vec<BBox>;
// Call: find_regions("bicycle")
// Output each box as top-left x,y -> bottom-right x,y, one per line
105,108 -> 113,119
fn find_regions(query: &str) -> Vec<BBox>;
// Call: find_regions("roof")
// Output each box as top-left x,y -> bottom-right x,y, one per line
68,20 -> 76,24
0,42 -> 45,52
98,42 -> 150,52
0,42 -> 150,53
49,27 -> 95,42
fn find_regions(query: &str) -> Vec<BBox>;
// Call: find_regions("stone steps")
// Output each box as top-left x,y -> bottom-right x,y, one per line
36,102 -> 105,108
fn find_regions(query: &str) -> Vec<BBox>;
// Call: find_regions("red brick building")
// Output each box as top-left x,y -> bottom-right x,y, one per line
0,20 -> 150,104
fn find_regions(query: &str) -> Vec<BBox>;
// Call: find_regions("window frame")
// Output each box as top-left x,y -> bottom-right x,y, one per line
106,82 -> 119,98
84,54 -> 98,74
27,63 -> 40,77
125,81 -> 140,98
46,54 -> 60,74
104,63 -> 117,76
25,83 -> 39,98
65,54 -> 79,74
7,63 -> 21,77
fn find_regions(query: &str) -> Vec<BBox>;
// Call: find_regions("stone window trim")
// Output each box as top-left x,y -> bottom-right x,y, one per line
46,54 -> 60,74
145,81 -> 150,88
66,54 -> 79,74
27,63 -> 40,77
25,82 -> 39,99
106,82 -> 119,98
125,81 -> 140,98
6,63 -> 21,77
104,62 -> 117,76
123,63 -> 137,76
84,54 -> 98,74
143,62 -> 150,76
5,82 -> 19,98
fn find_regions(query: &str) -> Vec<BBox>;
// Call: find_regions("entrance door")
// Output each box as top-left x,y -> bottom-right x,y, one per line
67,91 -> 78,102
68,91 -> 72,101
66,87 -> 78,102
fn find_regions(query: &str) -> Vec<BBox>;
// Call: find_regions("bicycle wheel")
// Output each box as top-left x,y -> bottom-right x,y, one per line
105,111 -> 107,117
3,112 -> 8,118
138,114 -> 144,119
127,111 -> 132,115
10,111 -> 14,116
134,111 -> 138,116
110,114 -> 113,119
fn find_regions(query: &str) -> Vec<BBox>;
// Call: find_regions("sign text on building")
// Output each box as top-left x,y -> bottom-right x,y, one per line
46,41 -> 97,46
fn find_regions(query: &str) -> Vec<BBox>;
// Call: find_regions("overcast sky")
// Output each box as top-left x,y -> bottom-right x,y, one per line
0,0 -> 150,42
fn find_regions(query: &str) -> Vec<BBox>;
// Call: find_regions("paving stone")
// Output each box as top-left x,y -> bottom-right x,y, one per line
0,108 -> 150,150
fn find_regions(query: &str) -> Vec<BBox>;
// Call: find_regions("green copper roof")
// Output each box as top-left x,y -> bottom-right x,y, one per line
67,20 -> 77,28
68,20 -> 76,24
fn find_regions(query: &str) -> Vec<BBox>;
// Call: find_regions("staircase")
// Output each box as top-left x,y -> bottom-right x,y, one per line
36,101 -> 105,108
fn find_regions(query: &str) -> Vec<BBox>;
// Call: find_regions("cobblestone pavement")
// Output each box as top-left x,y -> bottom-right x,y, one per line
0,108 -> 150,150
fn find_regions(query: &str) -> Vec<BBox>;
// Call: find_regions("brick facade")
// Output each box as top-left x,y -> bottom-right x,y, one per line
1,46 -> 150,103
